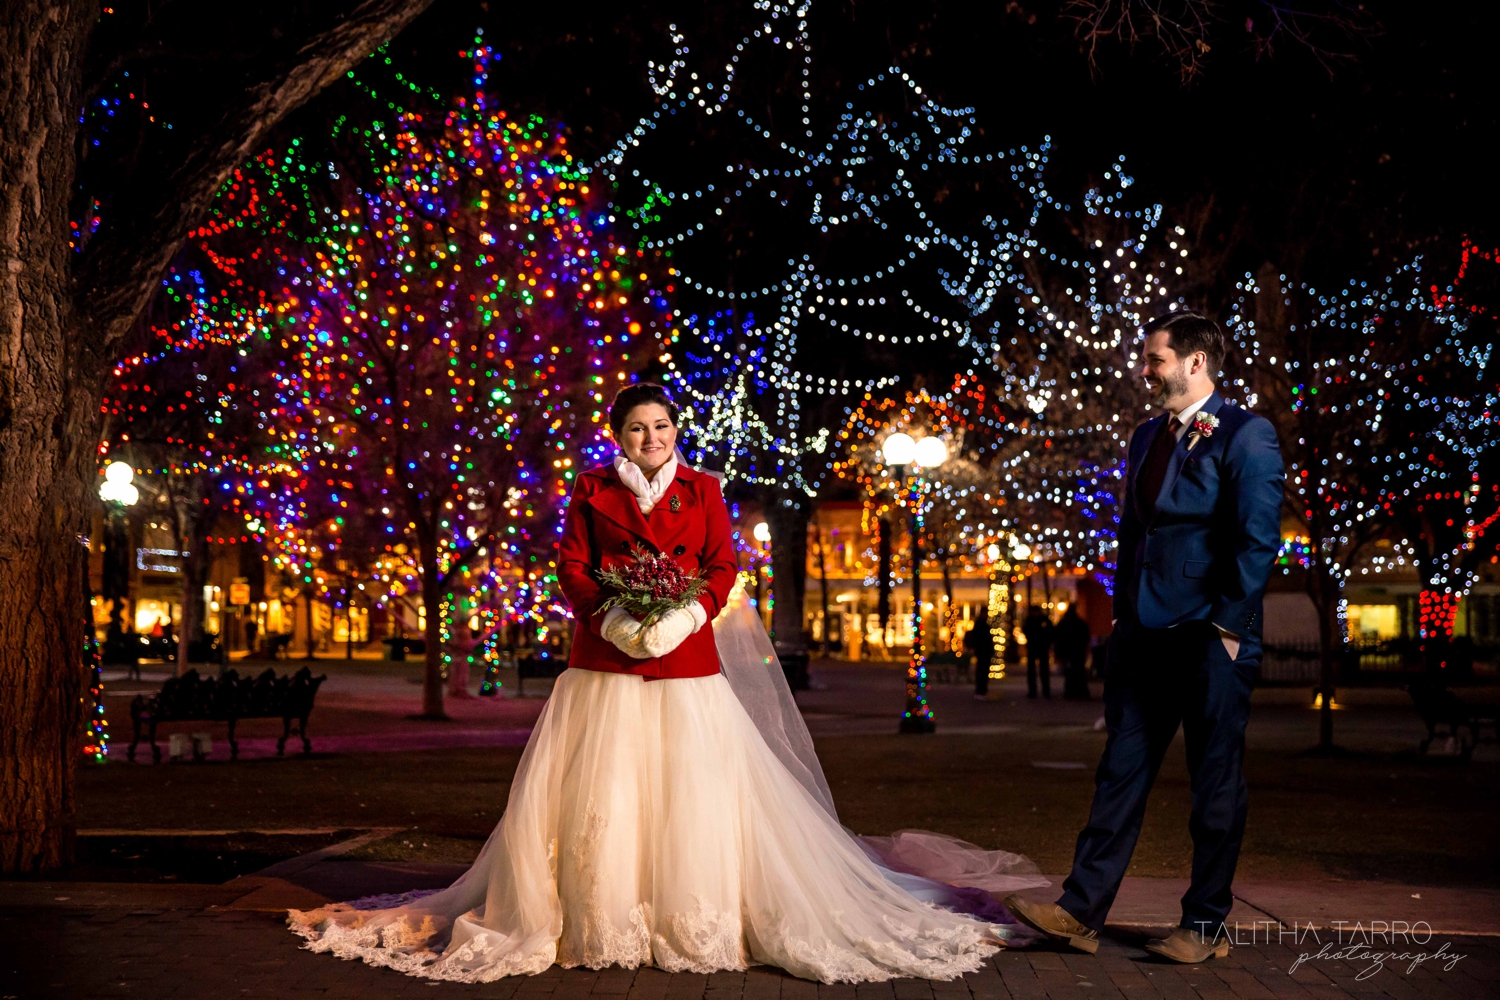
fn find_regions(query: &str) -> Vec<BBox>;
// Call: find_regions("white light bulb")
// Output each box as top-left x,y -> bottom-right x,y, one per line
101,480 -> 139,506
881,432 -> 916,466
104,461 -> 134,485
752,521 -> 771,543
914,436 -> 948,468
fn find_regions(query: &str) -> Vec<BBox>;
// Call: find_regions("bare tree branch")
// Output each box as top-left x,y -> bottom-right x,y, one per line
73,0 -> 436,378
1064,0 -> 1378,80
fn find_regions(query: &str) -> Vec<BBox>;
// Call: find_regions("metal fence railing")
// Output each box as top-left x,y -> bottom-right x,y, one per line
1256,638 -> 1497,685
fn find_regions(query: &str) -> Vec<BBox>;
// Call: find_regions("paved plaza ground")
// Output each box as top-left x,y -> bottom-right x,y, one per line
3,658 -> 1498,997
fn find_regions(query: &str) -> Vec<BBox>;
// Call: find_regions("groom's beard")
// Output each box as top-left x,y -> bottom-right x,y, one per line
1146,366 -> 1189,408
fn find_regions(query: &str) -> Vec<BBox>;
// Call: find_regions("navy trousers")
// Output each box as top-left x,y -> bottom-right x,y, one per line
1058,620 -> 1253,934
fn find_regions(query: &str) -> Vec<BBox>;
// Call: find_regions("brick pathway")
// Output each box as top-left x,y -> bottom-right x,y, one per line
3,896 -> 1495,999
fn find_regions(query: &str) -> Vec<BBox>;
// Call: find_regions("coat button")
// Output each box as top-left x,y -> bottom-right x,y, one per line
619,541 -> 630,552
673,545 -> 686,556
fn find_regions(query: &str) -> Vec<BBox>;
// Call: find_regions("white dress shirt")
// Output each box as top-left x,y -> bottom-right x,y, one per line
1169,391 -> 1215,442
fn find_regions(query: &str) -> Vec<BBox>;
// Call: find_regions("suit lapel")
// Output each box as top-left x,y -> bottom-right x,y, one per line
1130,413 -> 1167,497
1155,391 -> 1223,516
586,478 -> 659,550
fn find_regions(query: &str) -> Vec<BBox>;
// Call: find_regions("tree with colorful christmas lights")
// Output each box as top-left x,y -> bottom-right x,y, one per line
157,40 -> 670,717
834,385 -> 1003,602
100,298 -> 281,673
833,386 -> 1007,700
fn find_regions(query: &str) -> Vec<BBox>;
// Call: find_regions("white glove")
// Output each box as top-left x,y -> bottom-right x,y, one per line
639,605 -> 702,658
601,607 -> 650,659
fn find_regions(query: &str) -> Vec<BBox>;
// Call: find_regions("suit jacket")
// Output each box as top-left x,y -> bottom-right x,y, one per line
558,463 -> 739,679
1114,392 -> 1285,651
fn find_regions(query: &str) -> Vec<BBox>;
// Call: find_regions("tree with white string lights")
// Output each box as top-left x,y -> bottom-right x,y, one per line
604,4 -> 1197,654
1223,256 -> 1491,748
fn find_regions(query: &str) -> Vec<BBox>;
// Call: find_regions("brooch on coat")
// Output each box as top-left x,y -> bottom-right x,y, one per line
1186,411 -> 1219,452
669,494 -> 681,512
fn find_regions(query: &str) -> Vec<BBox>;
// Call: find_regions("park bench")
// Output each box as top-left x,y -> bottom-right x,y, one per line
1406,677 -> 1499,762
515,650 -> 566,696
923,650 -> 968,685
128,666 -> 326,762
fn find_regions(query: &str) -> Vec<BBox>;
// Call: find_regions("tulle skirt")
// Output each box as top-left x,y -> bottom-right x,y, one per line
288,667 -> 1027,983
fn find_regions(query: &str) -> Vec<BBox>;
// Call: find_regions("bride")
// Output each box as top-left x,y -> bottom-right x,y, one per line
288,383 -> 1046,983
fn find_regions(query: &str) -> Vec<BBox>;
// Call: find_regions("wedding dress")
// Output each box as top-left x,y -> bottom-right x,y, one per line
288,558 -> 1046,985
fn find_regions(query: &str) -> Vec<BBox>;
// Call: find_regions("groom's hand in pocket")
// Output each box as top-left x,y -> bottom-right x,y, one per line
1215,625 -> 1240,661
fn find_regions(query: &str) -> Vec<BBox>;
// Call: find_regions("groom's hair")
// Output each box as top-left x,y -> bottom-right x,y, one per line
609,382 -> 680,436
1144,311 -> 1225,374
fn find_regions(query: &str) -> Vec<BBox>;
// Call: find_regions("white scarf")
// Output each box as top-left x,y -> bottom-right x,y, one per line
613,453 -> 678,514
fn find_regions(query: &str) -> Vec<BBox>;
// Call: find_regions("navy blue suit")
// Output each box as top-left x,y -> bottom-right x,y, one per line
1058,391 -> 1284,935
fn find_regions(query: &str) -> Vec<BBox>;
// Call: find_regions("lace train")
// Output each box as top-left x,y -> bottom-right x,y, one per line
289,668 -> 1034,983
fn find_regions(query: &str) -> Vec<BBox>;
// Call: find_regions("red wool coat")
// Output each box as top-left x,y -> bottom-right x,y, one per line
558,463 -> 739,679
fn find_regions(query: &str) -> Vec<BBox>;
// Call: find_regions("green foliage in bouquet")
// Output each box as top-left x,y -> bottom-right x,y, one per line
596,546 -> 709,628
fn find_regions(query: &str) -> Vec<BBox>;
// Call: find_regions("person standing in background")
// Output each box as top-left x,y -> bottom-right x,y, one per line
1054,604 -> 1092,700
1021,604 -> 1053,699
964,608 -> 995,700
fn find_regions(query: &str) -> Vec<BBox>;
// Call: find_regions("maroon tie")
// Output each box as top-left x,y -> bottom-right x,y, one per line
1135,416 -> 1182,521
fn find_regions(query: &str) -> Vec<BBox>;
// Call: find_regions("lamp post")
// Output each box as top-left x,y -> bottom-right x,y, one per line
881,431 -> 948,734
98,462 -> 139,647
98,461 -> 140,507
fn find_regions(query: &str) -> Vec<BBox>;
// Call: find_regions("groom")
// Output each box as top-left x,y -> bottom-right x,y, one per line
1007,312 -> 1284,962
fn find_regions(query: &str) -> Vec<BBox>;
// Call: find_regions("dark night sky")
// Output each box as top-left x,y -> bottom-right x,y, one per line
340,0 -> 1496,295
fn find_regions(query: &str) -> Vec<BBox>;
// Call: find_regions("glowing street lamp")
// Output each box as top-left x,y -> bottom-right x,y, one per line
880,432 -> 916,467
913,435 -> 948,470
99,461 -> 139,506
881,429 -> 947,734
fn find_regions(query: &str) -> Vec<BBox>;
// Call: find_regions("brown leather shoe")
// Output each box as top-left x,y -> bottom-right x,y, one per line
1002,895 -> 1099,953
1143,927 -> 1230,963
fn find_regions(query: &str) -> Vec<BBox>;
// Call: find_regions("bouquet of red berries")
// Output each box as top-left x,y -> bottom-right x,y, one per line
596,546 -> 709,628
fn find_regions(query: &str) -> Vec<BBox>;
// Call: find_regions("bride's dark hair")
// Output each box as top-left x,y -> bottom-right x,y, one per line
608,382 -> 680,437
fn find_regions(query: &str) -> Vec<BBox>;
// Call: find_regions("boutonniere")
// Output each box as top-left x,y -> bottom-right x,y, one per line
669,494 -> 681,512
1186,411 -> 1219,451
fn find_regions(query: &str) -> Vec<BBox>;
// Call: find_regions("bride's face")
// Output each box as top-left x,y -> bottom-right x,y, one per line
618,403 -> 677,474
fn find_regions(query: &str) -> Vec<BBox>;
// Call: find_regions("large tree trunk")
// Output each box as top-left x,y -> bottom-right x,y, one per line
1,0 -> 435,873
939,548 -> 954,620
1311,575 -> 1340,753
0,1 -> 99,874
174,492 -> 210,675
1305,521 -> 1346,754
178,541 -> 209,675
417,529 -> 447,719
876,516 -> 893,632
765,490 -> 810,654
815,518 -> 832,658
